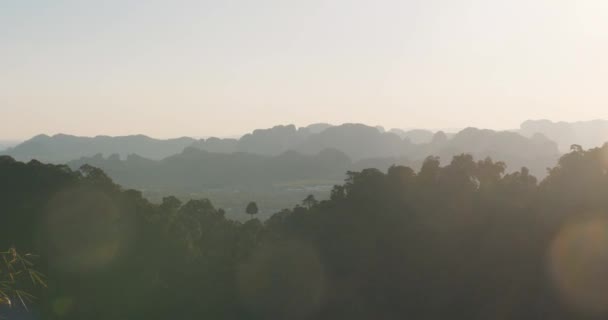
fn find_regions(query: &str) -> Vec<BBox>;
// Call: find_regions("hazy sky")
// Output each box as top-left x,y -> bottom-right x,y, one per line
1,0 -> 607,140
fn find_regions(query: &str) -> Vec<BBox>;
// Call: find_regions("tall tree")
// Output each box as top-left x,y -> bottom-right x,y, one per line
246,201 -> 259,220
302,195 -> 318,209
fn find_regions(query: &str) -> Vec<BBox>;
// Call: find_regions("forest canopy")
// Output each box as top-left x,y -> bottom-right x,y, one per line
2,144 -> 608,319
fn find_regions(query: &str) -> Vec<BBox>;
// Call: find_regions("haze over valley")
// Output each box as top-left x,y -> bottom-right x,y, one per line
3,1 -> 608,319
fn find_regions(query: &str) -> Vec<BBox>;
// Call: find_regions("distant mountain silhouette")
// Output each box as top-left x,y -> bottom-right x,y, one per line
190,123 -> 337,156
519,119 -> 608,151
389,129 -> 435,144
235,124 -> 310,155
426,127 -> 559,176
304,122 -> 333,134
4,123 -> 561,178
294,123 -> 411,160
0,140 -> 19,152
190,123 -> 414,160
2,134 -> 196,163
190,137 -> 239,153
346,128 -> 558,176
190,123 -> 440,161
63,125 -> 561,197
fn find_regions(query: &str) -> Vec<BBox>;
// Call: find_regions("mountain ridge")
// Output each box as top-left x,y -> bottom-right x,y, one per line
6,120 -> 598,176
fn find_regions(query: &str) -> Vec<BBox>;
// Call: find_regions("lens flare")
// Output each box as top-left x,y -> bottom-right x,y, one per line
46,188 -> 130,272
52,297 -> 75,317
237,241 -> 325,319
549,217 -> 608,315
600,146 -> 608,170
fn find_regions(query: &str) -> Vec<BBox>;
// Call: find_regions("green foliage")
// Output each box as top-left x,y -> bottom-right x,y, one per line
2,145 -> 608,319
0,248 -> 46,310
302,195 -> 318,209
246,201 -> 259,217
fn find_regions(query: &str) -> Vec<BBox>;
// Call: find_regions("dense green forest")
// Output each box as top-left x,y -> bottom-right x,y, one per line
2,145 -> 608,319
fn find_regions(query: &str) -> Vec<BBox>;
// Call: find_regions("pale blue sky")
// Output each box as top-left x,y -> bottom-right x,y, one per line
1,0 -> 607,139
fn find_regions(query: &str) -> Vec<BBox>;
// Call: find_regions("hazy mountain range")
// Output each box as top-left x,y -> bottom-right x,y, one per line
1,134 -> 196,163
519,119 -> 608,151
0,140 -> 19,152
62,125 -> 559,191
1,119 -> 605,218
3,120 -> 607,187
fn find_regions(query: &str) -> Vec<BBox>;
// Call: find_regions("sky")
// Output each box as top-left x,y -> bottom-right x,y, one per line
1,0 -> 607,140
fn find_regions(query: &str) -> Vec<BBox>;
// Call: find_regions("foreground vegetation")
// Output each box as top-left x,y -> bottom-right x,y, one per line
1,145 -> 608,319
0,248 -> 46,310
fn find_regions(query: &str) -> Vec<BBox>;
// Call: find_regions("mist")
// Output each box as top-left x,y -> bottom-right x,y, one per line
3,1 -> 608,319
